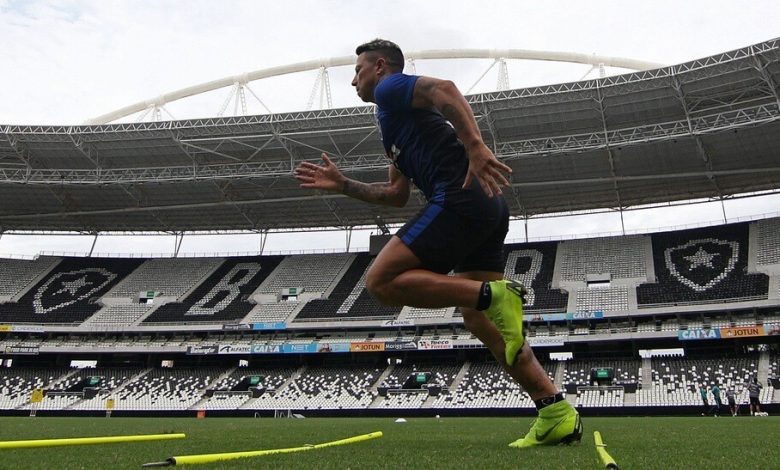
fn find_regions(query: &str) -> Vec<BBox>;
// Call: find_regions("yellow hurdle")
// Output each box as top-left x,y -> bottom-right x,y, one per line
593,431 -> 619,470
143,431 -> 383,467
0,433 -> 186,450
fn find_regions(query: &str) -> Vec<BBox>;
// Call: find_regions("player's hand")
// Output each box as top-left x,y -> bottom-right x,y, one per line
294,153 -> 346,193
463,143 -> 511,197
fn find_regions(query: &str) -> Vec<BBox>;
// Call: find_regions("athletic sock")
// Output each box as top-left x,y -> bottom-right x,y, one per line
534,393 -> 566,411
475,281 -> 492,310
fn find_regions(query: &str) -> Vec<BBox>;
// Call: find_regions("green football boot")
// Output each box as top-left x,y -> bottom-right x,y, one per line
484,280 -> 526,366
509,401 -> 583,448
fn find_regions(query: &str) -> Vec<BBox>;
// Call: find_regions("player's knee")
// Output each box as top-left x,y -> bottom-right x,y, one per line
365,268 -> 393,305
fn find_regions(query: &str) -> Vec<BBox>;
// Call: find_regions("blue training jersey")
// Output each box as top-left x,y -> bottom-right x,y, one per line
374,73 -> 469,204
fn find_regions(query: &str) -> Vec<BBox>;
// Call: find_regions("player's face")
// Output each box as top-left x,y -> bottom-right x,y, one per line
352,53 -> 379,103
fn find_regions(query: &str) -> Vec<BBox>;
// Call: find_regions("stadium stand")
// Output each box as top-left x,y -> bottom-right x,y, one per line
431,361 -> 531,409
0,257 -> 143,324
0,256 -> 59,301
574,286 -> 630,314
108,257 -> 223,299
562,359 -> 640,388
755,218 -> 780,266
637,223 -> 769,306
142,256 -> 284,324
503,242 -> 568,312
293,253 -> 402,321
558,236 -> 649,282
201,366 -> 298,410
0,368 -> 69,409
243,301 -> 301,324
81,304 -> 156,328
635,355 -> 767,406
251,365 -> 381,409
256,253 -> 354,295
113,367 -> 221,410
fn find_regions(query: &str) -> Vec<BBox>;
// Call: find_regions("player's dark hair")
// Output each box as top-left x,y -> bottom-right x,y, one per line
356,39 -> 404,72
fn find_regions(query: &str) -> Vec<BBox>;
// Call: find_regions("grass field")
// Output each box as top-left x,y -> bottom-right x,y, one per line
0,416 -> 778,469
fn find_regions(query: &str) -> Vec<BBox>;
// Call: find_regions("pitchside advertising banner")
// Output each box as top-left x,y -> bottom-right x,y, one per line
317,343 -> 351,353
4,345 -> 40,355
527,312 -> 604,322
0,324 -> 45,333
384,341 -> 418,351
380,319 -> 415,327
417,339 -> 453,350
526,336 -> 566,347
281,343 -> 318,354
720,326 -> 766,339
186,345 -> 219,355
350,342 -> 385,353
678,329 -> 721,341
679,325 -> 766,341
252,322 -> 287,330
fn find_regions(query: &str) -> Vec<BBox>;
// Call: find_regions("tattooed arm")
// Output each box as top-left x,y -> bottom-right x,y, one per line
411,76 -> 511,197
294,153 -> 410,207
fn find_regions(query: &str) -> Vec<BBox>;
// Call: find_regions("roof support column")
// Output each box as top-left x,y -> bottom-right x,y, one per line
594,78 -> 624,216
88,232 -> 99,257
345,227 -> 353,252
258,230 -> 268,256
174,232 -> 184,258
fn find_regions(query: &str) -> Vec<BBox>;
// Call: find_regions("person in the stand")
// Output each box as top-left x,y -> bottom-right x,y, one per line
699,384 -> 709,416
725,387 -> 738,416
294,38 -> 582,448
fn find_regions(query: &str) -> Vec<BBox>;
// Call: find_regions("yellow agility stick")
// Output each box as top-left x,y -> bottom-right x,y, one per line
0,433 -> 185,450
143,431 -> 383,467
593,431 -> 619,469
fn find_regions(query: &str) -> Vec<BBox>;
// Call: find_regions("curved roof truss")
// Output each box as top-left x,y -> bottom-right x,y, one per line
85,49 -> 665,124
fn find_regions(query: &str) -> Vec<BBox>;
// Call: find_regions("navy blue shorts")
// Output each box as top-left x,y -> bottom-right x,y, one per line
396,190 -> 509,274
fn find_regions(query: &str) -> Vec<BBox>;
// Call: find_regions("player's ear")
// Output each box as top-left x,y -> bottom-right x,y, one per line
375,57 -> 386,73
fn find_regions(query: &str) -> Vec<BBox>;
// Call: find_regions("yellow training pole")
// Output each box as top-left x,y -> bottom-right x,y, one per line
593,431 -> 619,470
144,431 -> 383,467
0,433 -> 185,450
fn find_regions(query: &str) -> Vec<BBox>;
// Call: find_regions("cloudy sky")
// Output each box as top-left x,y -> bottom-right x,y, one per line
0,0 -> 778,256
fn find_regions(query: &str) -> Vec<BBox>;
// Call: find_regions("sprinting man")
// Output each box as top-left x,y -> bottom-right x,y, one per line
294,38 -> 581,447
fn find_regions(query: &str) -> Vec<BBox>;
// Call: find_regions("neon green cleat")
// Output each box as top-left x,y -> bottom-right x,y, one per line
484,280 -> 526,366
509,401 -> 583,448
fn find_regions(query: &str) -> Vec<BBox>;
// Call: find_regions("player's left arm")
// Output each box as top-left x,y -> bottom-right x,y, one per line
411,76 -> 511,197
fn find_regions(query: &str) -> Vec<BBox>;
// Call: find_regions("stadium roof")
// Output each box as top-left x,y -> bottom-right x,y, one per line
0,38 -> 779,233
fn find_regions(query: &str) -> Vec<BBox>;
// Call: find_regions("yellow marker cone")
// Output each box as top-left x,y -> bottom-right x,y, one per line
0,433 -> 185,450
593,431 -> 619,469
143,431 -> 383,467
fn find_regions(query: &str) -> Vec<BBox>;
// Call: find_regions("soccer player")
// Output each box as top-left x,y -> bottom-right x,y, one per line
725,387 -> 737,416
747,377 -> 762,415
710,383 -> 722,416
699,384 -> 709,416
294,38 -> 581,447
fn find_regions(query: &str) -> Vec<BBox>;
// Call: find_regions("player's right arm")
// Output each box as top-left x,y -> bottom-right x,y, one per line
294,153 -> 410,207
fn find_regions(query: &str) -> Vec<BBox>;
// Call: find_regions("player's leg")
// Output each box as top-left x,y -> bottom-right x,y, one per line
365,201 -> 525,365
457,271 -> 556,399
365,235 -> 481,309
457,270 -> 581,448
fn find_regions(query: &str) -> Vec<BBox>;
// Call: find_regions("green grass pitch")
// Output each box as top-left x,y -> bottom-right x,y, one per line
0,416 -> 777,469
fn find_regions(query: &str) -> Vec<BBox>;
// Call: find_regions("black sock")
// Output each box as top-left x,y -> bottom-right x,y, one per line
475,282 -> 492,310
534,393 -> 565,411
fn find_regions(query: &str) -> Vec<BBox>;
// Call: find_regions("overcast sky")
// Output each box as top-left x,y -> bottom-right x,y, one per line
1,0 -> 779,256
